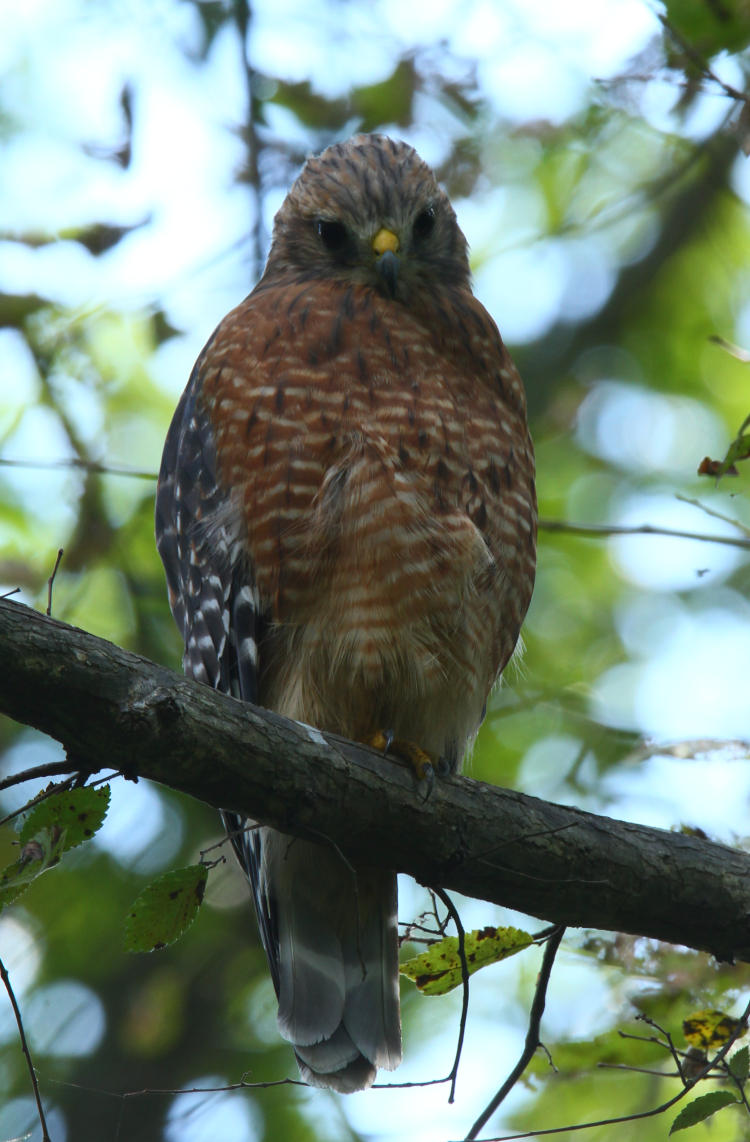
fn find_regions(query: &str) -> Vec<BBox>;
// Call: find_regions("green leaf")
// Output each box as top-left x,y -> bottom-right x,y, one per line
670,1091 -> 739,1134
729,1045 -> 749,1084
0,787 -> 111,912
400,925 -> 533,996
19,786 -> 110,852
0,828 -> 67,910
124,865 -> 208,953
664,0 -> 750,57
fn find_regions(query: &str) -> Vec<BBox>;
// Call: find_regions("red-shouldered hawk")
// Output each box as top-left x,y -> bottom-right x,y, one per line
155,134 -> 536,1092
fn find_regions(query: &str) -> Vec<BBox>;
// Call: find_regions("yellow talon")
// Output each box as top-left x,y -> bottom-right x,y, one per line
367,731 -> 436,788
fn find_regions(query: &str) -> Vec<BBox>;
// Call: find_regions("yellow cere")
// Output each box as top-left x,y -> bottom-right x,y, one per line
372,227 -> 400,255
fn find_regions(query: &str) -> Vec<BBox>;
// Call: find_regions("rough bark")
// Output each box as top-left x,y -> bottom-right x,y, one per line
0,596 -> 748,962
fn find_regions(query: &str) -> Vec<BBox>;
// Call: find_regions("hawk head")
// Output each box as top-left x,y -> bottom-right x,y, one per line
266,134 -> 471,302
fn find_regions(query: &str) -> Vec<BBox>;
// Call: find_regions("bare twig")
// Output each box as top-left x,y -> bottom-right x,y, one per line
635,1012 -> 699,1084
0,457 -> 156,480
538,517 -> 750,550
0,759 -> 81,794
464,994 -> 750,1141
0,779 -> 77,830
46,548 -> 63,617
657,12 -> 750,107
464,925 -> 566,1141
231,0 -> 265,280
0,955 -> 51,1141
49,1072 -> 304,1106
433,887 -> 470,1104
598,1062 -> 685,1077
2,453 -> 748,551
674,494 -> 750,538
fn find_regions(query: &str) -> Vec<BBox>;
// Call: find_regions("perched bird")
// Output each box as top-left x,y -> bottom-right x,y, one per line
155,133 -> 536,1092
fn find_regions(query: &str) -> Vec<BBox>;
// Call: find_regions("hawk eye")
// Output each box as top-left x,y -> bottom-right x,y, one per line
317,219 -> 348,253
413,206 -> 436,240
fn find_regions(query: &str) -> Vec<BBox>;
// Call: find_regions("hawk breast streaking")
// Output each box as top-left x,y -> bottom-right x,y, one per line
156,133 -> 536,1092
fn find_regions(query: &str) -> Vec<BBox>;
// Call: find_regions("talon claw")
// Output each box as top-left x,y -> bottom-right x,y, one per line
364,730 -> 438,791
436,755 -> 451,779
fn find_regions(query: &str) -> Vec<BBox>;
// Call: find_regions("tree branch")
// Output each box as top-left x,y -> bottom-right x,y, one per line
1,597 -> 749,962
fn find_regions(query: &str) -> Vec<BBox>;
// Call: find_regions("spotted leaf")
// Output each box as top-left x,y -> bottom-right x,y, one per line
400,925 -> 533,995
124,865 -> 208,953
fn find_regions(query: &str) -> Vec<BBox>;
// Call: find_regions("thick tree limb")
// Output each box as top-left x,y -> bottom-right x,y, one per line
1,596 -> 749,962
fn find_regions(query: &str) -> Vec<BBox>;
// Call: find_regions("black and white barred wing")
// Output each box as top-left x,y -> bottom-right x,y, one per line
155,360 -> 260,702
155,360 -> 277,989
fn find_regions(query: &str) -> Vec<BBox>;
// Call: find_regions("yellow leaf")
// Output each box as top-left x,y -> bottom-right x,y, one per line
683,1010 -> 745,1050
400,925 -> 533,996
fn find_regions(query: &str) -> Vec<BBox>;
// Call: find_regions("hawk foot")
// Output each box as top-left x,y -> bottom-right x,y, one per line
367,730 -> 438,794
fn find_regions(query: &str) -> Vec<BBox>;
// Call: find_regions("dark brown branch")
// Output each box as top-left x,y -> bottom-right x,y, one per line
2,597 -> 750,963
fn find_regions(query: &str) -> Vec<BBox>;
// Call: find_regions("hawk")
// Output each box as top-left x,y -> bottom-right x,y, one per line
155,133 -> 536,1092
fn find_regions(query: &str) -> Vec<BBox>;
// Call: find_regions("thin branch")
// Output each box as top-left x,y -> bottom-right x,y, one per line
2,454 -> 748,551
0,955 -> 51,1142
674,494 -> 750,538
49,1074 -> 304,1100
0,457 -> 156,480
464,994 -> 750,1142
537,517 -> 750,550
0,760 -> 80,794
464,925 -> 565,1141
231,0 -> 265,281
657,12 -> 750,107
635,1013 -> 685,1077
597,1062 -> 685,1077
433,887 -> 470,1104
46,548 -> 63,617
463,1086 -> 692,1142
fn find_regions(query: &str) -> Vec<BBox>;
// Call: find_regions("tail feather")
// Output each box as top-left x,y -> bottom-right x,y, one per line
256,828 -> 402,1090
297,1043 -> 377,1094
341,872 -> 401,1072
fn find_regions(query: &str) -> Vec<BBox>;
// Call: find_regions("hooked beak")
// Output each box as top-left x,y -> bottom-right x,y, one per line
372,227 -> 400,297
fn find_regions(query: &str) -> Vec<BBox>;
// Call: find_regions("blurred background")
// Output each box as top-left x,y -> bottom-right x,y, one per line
2,0 -> 750,1139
